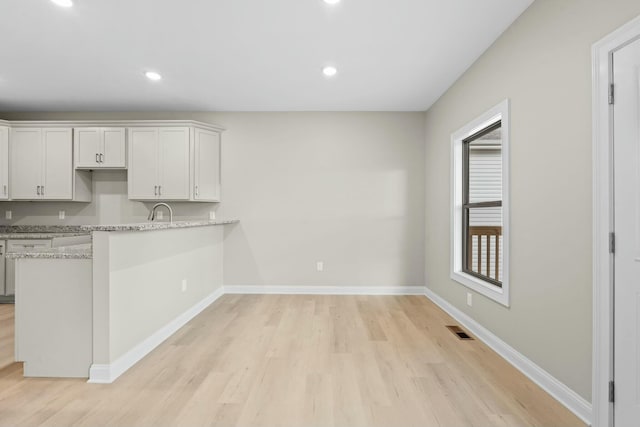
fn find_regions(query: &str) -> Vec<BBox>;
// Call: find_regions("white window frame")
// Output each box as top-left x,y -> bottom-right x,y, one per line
450,99 -> 510,306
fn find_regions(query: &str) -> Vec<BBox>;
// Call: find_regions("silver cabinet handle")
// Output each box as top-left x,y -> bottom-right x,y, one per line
41,185 -> 44,195
100,153 -> 104,163
3,184 -> 6,195
36,185 -> 41,195
158,185 -> 161,196
195,185 -> 199,196
154,185 -> 158,196
96,153 -> 99,163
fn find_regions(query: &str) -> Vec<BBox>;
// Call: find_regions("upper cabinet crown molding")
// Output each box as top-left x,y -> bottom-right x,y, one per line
7,120 -> 225,133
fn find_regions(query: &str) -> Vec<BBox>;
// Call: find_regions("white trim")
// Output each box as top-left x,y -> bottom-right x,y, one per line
450,99 -> 510,307
5,119 -> 225,133
88,286 -> 225,384
592,13 -> 640,427
423,287 -> 592,425
223,285 -> 425,295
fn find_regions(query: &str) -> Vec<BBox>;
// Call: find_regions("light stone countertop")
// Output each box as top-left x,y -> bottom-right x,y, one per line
0,232 -> 90,240
6,245 -> 92,260
80,219 -> 239,232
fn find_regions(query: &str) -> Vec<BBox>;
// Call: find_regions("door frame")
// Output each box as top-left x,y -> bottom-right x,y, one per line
592,13 -> 640,427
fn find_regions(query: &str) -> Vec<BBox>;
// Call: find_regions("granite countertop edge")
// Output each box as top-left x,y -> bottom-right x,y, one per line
82,219 -> 239,232
6,250 -> 93,260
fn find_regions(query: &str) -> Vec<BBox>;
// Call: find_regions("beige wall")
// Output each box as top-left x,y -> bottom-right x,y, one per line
0,112 -> 426,288
424,0 -> 640,401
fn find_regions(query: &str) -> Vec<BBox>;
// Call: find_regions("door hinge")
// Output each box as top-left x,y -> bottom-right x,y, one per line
610,232 -> 615,254
609,380 -> 615,403
609,84 -> 615,105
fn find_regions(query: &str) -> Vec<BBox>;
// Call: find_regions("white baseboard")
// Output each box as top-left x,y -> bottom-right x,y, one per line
223,285 -> 425,295
423,287 -> 592,425
88,286 -> 225,384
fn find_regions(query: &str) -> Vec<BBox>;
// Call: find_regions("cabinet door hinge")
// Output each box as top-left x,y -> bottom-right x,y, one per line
609,84 -> 615,105
610,232 -> 615,254
609,380 -> 615,403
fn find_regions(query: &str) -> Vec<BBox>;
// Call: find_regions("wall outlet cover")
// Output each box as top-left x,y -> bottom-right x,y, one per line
209,211 -> 216,220
59,210 -> 65,220
5,210 -> 11,220
181,279 -> 187,292
467,292 -> 473,307
316,261 -> 324,272
156,211 -> 163,220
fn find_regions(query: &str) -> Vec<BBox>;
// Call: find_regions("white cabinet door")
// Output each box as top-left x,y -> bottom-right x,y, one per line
10,128 -> 42,200
0,127 -> 9,200
158,128 -> 190,200
74,128 -> 101,168
102,128 -> 126,168
42,128 -> 73,200
128,128 -> 159,200
193,128 -> 220,201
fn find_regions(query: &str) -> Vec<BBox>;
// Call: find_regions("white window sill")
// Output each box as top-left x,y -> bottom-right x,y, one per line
451,270 -> 509,307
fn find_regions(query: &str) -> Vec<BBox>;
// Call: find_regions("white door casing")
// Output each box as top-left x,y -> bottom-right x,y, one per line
613,36 -> 640,427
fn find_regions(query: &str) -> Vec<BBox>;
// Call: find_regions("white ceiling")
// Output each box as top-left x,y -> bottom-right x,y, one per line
0,0 -> 533,112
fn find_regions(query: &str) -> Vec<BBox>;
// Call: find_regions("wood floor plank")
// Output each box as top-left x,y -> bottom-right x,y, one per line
0,296 -> 585,426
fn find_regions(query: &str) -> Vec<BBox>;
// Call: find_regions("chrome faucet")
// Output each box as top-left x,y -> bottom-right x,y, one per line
148,203 -> 173,223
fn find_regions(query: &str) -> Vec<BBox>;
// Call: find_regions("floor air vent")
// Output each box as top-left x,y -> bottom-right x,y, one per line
446,325 -> 474,340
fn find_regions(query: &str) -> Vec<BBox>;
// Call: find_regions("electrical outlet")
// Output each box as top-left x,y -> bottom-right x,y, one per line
181,279 -> 187,292
316,261 -> 324,272
59,210 -> 65,220
5,210 -> 11,220
209,211 -> 216,221
467,292 -> 473,307
157,211 -> 164,220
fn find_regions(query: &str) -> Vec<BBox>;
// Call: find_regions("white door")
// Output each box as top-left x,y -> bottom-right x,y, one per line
613,36 -> 640,426
128,128 -> 159,200
0,127 -> 9,199
158,127 -> 190,200
74,128 -> 101,168
10,128 -> 42,200
42,128 -> 73,200
102,128 -> 126,168
194,128 -> 221,201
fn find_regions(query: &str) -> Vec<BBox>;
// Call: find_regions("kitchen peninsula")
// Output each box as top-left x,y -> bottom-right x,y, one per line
7,219 -> 238,382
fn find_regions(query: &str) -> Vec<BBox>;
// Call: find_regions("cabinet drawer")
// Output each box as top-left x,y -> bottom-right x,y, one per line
8,239 -> 52,251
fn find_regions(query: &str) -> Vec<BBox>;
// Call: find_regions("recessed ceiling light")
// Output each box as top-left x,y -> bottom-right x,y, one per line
51,0 -> 73,7
144,71 -> 162,81
323,0 -> 341,4
322,66 -> 338,78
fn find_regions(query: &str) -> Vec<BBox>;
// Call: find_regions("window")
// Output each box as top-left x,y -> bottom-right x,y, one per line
451,100 -> 509,306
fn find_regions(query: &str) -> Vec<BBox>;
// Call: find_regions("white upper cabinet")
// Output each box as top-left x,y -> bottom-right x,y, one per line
75,127 -> 126,169
10,128 -> 44,200
128,126 -> 220,202
128,128 -> 160,200
10,128 -> 90,201
158,128 -> 190,200
129,127 -> 190,200
0,127 -> 9,200
193,128 -> 221,202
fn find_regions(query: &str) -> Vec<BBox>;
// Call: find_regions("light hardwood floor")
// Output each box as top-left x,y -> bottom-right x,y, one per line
0,295 -> 584,427
0,304 -> 14,370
